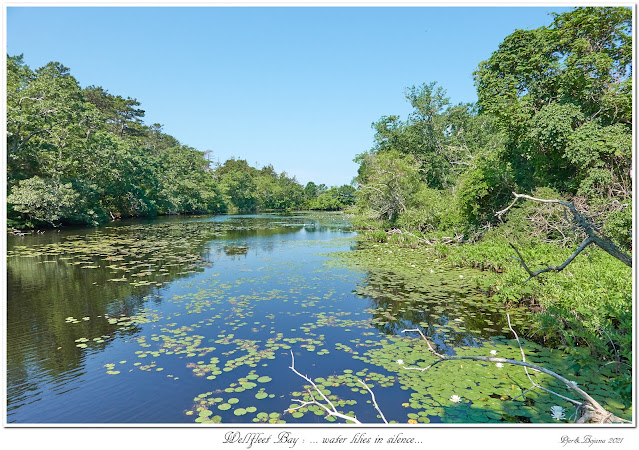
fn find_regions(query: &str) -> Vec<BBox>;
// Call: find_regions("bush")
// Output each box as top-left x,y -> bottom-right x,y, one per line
396,187 -> 457,232
8,176 -> 103,227
602,199 -> 632,251
454,150 -> 515,228
496,187 -> 583,247
355,150 -> 421,222
368,230 -> 388,243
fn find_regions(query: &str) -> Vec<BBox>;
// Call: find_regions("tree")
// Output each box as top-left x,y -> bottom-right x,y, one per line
355,150 -> 421,221
83,86 -> 146,138
7,176 -> 101,227
6,58 -> 87,186
6,55 -> 228,227
303,181 -> 318,200
370,83 -> 454,189
215,159 -> 261,211
474,7 -> 632,197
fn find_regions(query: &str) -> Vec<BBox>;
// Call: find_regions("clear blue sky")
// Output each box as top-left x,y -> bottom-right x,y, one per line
6,6 -> 573,187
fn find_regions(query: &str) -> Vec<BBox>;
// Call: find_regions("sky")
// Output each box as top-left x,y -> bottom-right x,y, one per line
5,4 -> 574,187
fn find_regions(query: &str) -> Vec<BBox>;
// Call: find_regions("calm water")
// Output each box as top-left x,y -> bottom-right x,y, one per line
9,213 -> 615,424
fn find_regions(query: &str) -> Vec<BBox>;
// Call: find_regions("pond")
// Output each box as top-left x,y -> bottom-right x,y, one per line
6,213 -> 629,424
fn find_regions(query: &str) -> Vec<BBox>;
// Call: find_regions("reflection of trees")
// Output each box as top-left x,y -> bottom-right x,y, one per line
6,256 -> 153,418
6,213 -> 354,418
6,220 -> 231,416
209,214 -> 353,256
356,269 -> 509,354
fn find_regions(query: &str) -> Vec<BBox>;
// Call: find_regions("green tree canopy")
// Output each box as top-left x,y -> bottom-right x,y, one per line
474,6 -> 632,197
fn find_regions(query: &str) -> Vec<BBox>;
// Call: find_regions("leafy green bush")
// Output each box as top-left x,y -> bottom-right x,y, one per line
7,176 -> 103,227
355,150 -> 421,222
368,230 -> 388,243
454,150 -> 515,228
496,187 -> 582,247
396,187 -> 455,232
602,199 -> 632,251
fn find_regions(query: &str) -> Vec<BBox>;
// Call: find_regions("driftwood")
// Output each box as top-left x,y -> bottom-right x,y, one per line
402,314 -> 630,424
495,193 -> 631,282
286,350 -> 388,424
286,314 -> 629,424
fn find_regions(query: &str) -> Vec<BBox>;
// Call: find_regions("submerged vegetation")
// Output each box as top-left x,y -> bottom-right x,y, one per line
351,7 -> 633,413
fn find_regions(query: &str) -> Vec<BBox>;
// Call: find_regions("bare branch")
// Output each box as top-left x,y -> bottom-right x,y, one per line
510,238 -> 594,283
506,314 -> 581,406
287,350 -> 387,424
18,96 -> 44,106
357,380 -> 388,424
496,192 -> 631,269
401,326 -> 630,423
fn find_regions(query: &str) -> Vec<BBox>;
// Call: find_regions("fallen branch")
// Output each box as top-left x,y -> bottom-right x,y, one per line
389,228 -> 434,245
496,192 -> 631,272
509,239 -> 593,283
401,321 -> 630,424
286,350 -> 388,424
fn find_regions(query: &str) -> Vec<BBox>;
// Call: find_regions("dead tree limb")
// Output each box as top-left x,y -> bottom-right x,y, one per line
286,350 -> 388,424
496,192 -> 632,270
509,239 -> 593,283
401,323 -> 630,424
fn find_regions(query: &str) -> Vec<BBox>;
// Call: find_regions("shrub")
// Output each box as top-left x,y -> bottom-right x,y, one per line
396,186 -> 456,232
8,176 -> 103,227
454,150 -> 515,228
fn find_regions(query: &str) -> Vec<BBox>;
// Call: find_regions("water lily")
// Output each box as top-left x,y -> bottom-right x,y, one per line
396,359 -> 404,365
495,363 -> 504,368
550,405 -> 565,420
449,395 -> 462,403
490,350 -> 498,355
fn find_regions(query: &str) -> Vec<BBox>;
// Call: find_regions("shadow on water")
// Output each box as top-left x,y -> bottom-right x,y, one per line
6,213 -> 347,419
6,212 -> 631,424
353,266 -> 527,354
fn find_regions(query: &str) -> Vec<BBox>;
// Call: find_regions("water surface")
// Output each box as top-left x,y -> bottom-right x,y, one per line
7,213 -> 628,424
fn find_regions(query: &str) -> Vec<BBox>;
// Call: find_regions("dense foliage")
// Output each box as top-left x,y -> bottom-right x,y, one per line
353,7 -> 632,380
356,7 -> 631,237
6,56 -> 354,228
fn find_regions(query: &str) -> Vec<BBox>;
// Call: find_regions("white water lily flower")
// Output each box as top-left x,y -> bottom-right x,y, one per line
459,275 -> 464,278
490,350 -> 498,355
495,363 -> 504,368
429,269 -> 434,273
550,405 -> 565,420
396,359 -> 404,365
449,395 -> 462,403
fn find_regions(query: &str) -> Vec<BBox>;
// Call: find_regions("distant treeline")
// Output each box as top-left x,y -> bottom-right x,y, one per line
6,55 -> 355,228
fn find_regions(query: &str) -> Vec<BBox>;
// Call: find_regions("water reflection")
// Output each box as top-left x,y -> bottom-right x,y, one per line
7,212 -> 555,424
355,267 -> 522,355
7,213 -> 353,420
